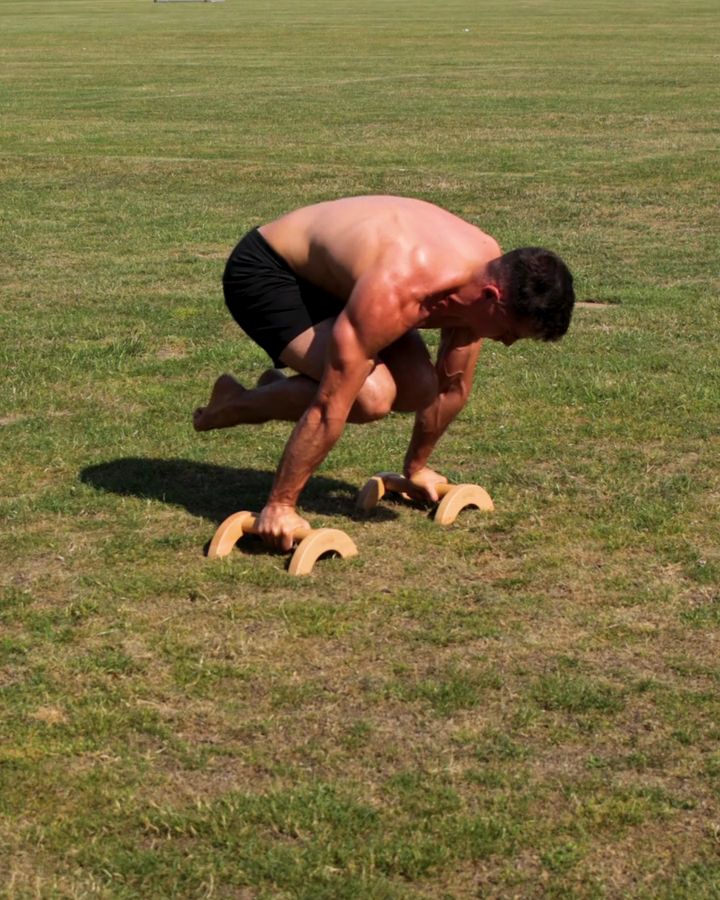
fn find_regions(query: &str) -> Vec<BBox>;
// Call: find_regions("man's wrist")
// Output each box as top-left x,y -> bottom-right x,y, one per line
403,459 -> 426,478
264,497 -> 297,512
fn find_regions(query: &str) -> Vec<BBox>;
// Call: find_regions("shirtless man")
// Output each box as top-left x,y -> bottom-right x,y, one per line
193,195 -> 574,550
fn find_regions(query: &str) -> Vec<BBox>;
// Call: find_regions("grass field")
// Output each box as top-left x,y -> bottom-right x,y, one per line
1,0 -> 719,896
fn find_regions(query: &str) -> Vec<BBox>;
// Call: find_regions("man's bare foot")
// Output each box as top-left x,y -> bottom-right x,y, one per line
256,368 -> 287,388
193,374 -> 247,431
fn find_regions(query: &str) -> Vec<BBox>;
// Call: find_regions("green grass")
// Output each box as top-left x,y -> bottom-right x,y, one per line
1,0 -> 719,896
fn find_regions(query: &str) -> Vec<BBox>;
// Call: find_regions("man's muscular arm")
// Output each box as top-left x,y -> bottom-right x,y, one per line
256,274 -> 412,550
403,327 -> 482,499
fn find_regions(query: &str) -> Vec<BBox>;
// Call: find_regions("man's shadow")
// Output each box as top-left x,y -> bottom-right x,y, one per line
80,457 -> 396,544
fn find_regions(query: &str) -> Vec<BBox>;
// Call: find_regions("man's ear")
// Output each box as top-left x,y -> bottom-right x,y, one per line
481,284 -> 502,305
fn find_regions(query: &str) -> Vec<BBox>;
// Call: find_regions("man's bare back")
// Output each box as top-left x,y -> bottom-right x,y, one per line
194,195 -> 574,550
259,195 -> 501,315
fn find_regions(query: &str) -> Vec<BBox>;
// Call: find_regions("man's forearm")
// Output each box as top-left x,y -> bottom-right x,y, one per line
267,404 -> 346,508
403,390 -> 466,476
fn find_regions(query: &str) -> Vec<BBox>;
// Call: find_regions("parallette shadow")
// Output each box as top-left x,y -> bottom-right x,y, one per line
79,457 -> 397,525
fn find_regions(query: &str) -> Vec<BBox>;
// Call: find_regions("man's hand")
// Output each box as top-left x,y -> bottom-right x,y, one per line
404,467 -> 448,503
255,504 -> 311,552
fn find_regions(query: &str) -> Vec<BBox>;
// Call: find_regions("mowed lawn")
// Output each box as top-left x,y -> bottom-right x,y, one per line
1,0 -> 719,896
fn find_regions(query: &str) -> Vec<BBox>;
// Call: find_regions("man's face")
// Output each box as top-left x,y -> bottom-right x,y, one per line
484,307 -> 537,346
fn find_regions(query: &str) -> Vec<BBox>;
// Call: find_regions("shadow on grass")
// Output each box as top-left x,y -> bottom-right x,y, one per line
80,457 -> 397,526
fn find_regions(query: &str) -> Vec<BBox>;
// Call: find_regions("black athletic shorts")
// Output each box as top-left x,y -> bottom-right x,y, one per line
222,228 -> 346,367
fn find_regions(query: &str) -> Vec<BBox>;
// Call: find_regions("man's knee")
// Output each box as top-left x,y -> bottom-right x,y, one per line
352,369 -> 396,422
392,365 -> 438,413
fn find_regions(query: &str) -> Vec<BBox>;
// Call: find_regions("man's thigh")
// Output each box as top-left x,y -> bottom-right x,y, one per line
281,323 -> 436,410
278,318 -> 336,379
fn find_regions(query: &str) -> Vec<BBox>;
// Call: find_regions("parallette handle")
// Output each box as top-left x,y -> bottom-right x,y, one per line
239,513 -> 313,542
376,472 -> 452,499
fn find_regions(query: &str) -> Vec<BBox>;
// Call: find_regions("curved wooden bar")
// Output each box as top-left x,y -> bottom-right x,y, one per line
288,528 -> 359,576
207,511 -> 357,575
356,475 -> 387,511
207,510 -> 257,558
356,472 -> 494,523
356,471 -> 418,510
434,484 -> 494,525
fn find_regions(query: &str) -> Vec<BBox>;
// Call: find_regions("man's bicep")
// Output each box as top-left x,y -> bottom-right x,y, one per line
313,313 -> 375,414
328,311 -> 373,370
341,272 -> 413,360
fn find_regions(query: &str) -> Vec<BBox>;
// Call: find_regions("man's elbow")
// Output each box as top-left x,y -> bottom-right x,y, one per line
439,374 -> 471,408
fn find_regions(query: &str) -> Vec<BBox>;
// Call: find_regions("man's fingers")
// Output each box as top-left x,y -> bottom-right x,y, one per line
258,526 -> 300,552
255,507 -> 311,552
406,473 -> 448,504
261,531 -> 291,552
406,484 -> 437,504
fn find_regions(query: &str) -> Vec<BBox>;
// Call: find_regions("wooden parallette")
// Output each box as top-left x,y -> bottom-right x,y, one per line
356,472 -> 494,525
207,511 -> 358,576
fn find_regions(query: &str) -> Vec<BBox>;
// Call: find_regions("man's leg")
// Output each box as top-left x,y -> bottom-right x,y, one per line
194,319 -> 380,431
377,329 -> 438,412
192,370 -> 319,431
193,321 -> 435,431
278,323 -> 438,415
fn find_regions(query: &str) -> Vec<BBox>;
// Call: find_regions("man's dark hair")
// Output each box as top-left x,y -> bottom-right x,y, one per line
498,247 -> 575,341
